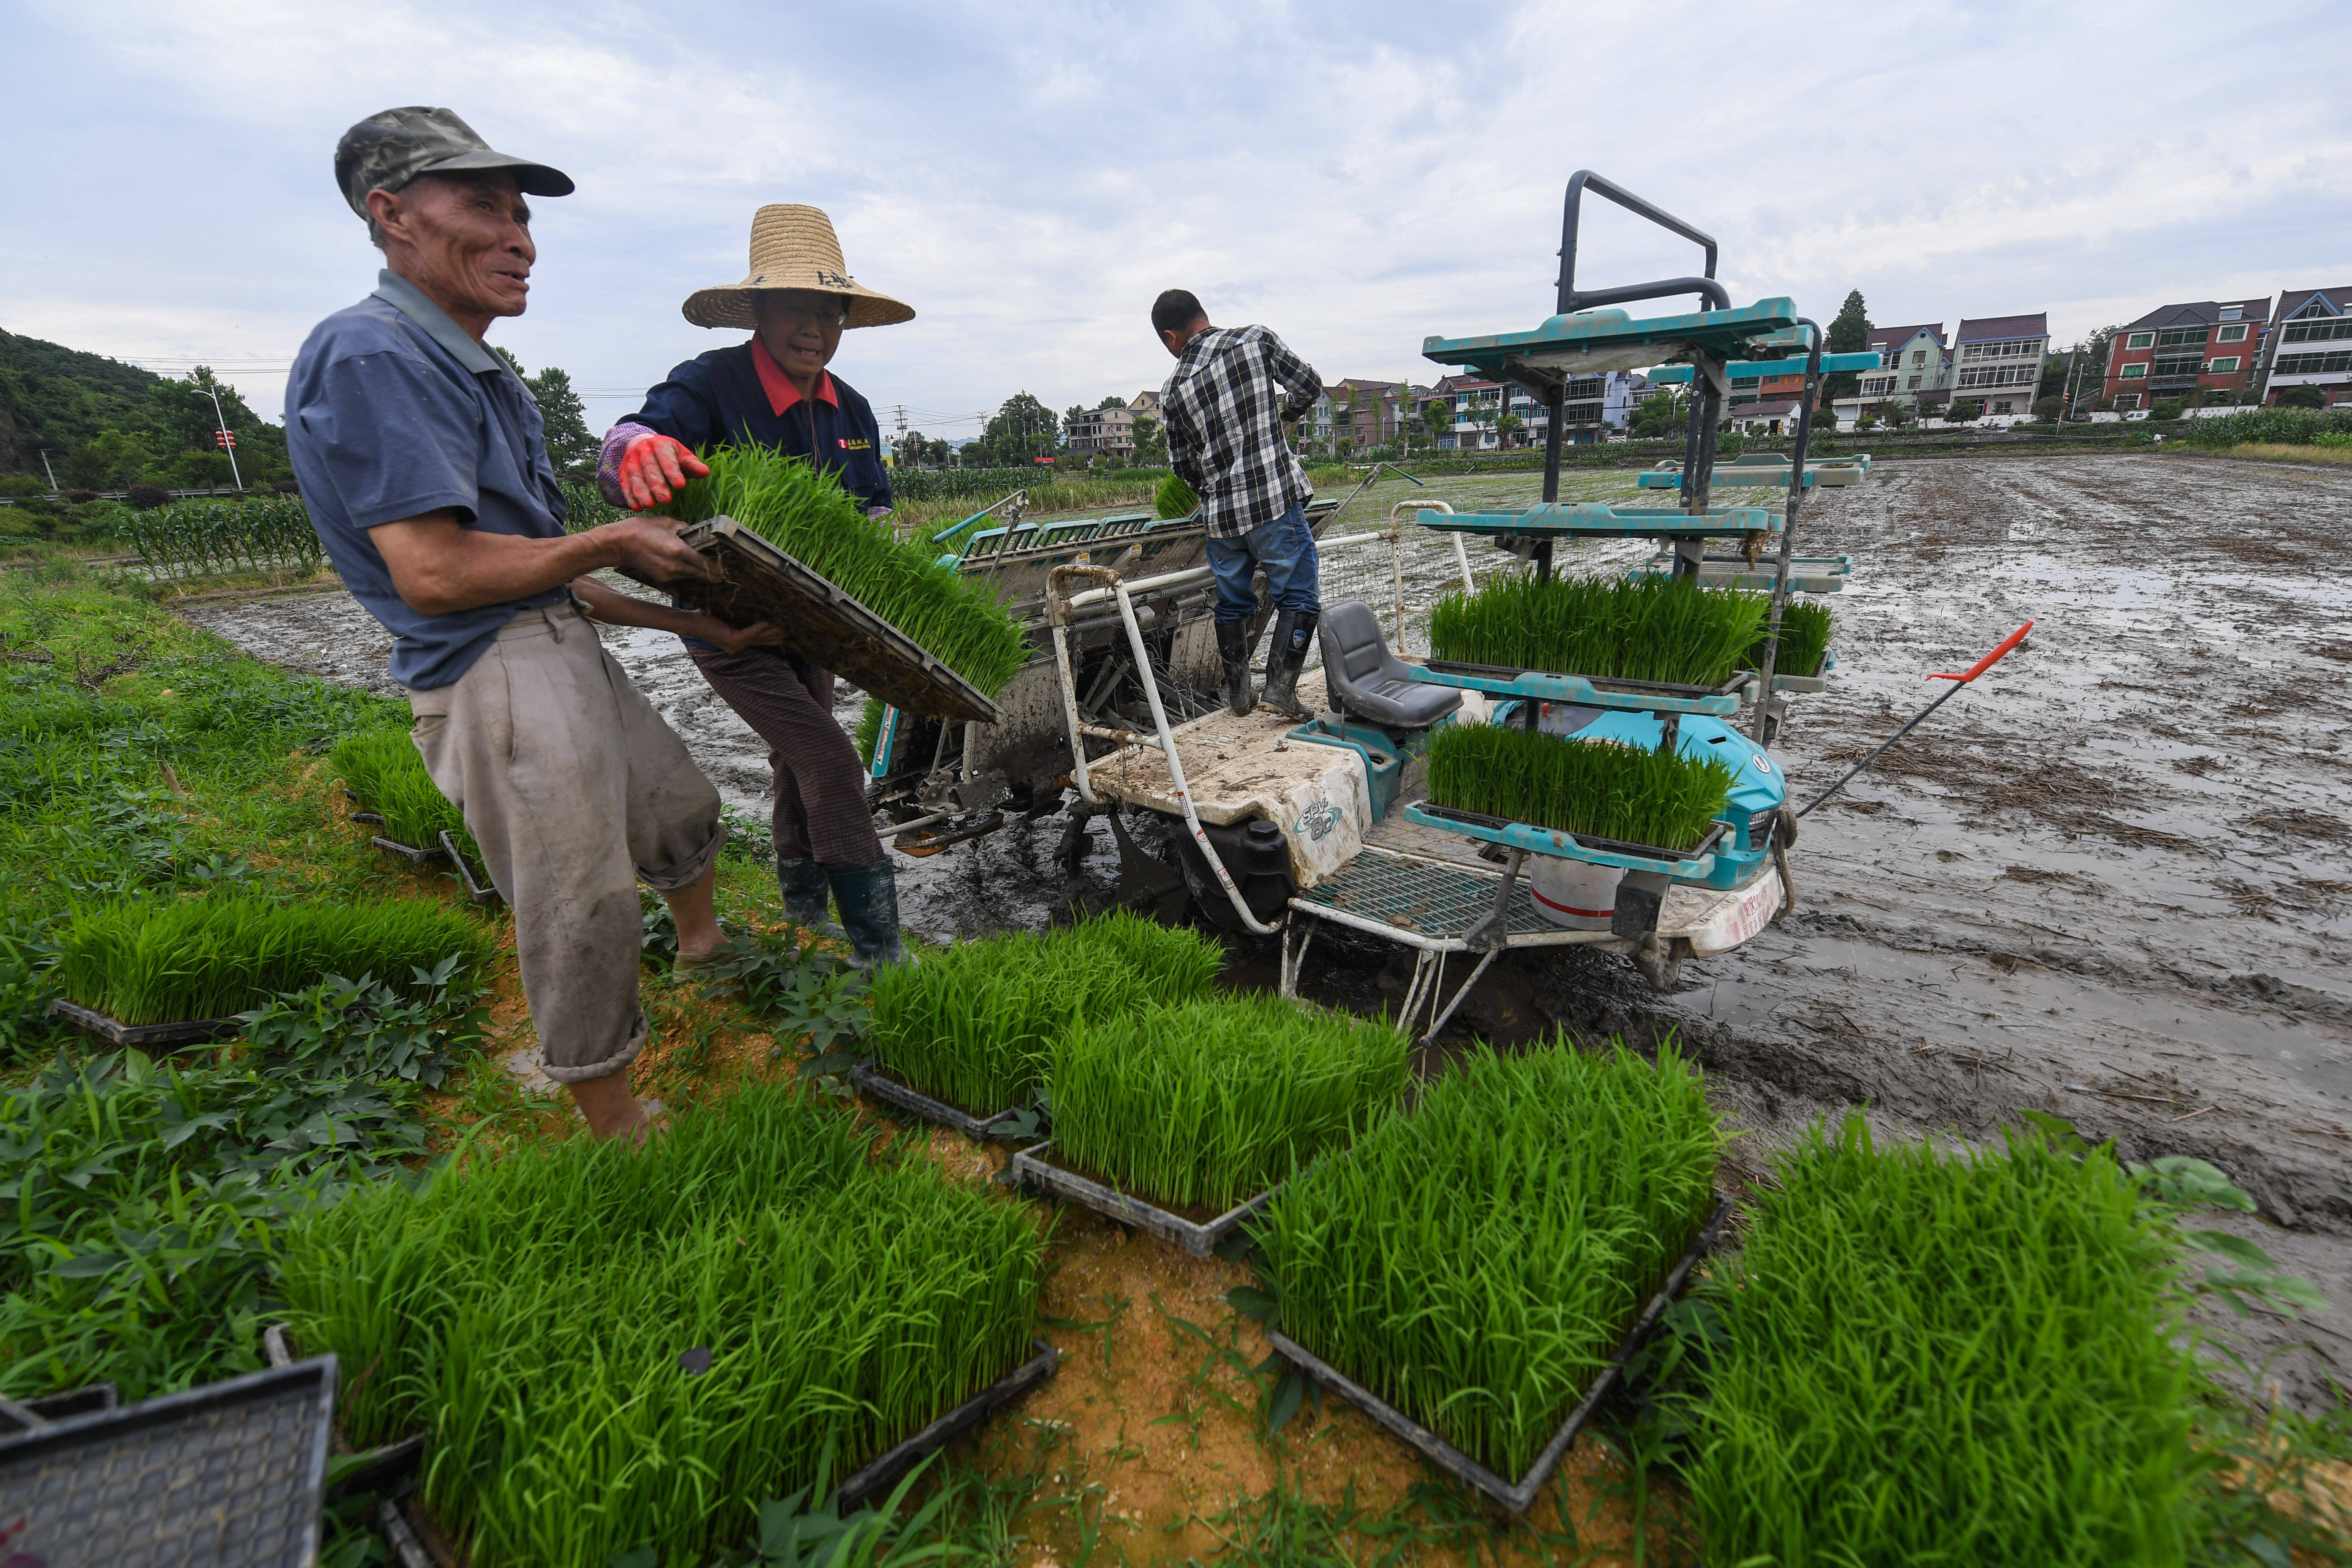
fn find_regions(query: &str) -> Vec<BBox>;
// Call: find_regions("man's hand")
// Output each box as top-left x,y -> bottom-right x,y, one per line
615,434 -> 710,509
693,616 -> 788,655
593,515 -> 717,585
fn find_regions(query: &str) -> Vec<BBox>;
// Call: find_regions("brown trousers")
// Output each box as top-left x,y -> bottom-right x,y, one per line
689,648 -> 882,869
409,604 -> 723,1083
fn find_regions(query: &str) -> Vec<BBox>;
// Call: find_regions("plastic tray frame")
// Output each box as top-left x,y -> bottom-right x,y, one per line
850,1062 -> 1023,1140
834,1337 -> 1062,1510
437,830 -> 504,908
371,834 -> 447,866
1267,1197 -> 1733,1514
49,998 -> 242,1049
1416,502 -> 1783,539
1410,661 -> 1750,716
1402,803 -> 1725,878
1011,1142 -> 1278,1259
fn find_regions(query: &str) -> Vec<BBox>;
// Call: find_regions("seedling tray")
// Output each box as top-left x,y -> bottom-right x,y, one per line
1760,648 -> 1836,694
1636,468 -> 1818,490
1267,1197 -> 1733,1514
1416,502 -> 1782,540
834,1337 -> 1060,1510
49,998 -> 242,1049
850,1062 -> 1024,1139
1630,553 -> 1851,593
1403,803 -> 1726,879
0,1383 -> 117,1435
667,516 -> 1005,725
1010,1141 -> 1279,1259
371,834 -> 448,866
0,1354 -> 338,1568
437,830 -> 503,908
1410,661 -> 1749,715
342,788 -> 383,826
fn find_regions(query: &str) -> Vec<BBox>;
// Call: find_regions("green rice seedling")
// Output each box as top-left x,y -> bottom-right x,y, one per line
331,724 -> 480,860
1256,1038 -> 1720,1479
1740,597 -> 1833,678
1051,993 -> 1407,1213
854,695 -> 887,767
671,446 -> 1028,696
864,913 -> 1220,1117
1674,1116 -> 2205,1566
1428,574 -> 1769,686
280,1083 -> 1043,1568
51,894 -> 493,1024
1424,720 -> 1735,851
1155,473 -> 1199,519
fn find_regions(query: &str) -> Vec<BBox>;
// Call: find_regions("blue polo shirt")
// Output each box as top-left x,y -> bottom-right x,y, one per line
626,340 -> 892,510
285,270 -> 569,690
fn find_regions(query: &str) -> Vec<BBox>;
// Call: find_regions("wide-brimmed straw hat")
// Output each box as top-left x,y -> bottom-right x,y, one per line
681,204 -> 915,331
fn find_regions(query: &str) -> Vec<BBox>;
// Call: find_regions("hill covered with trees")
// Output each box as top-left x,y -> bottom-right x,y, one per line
0,330 -> 289,492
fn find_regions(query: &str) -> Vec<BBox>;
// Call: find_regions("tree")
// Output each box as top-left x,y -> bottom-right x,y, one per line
1131,415 -> 1166,467
1629,390 -> 1685,440
1496,412 -> 1525,449
1061,404 -> 1090,452
2032,396 -> 2063,421
1096,395 -> 1127,409
2275,387 -> 2327,409
2151,400 -> 2183,421
1824,290 -> 1871,403
1946,400 -> 1980,423
983,392 -> 1058,464
1420,397 -> 1454,447
491,348 -> 597,476
895,429 -> 932,466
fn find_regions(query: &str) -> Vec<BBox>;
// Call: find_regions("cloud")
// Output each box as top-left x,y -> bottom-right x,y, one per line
5,0 -> 2347,430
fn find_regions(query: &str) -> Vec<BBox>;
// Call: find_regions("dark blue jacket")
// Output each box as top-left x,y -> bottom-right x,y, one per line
626,338 -> 891,509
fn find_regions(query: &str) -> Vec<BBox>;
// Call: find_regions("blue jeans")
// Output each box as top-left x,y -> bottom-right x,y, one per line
1205,502 -> 1320,626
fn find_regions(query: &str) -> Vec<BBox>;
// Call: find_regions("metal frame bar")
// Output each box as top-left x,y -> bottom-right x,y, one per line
1751,318 -> 1824,743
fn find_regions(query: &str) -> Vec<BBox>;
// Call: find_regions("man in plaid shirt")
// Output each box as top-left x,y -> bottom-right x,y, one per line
1154,289 -> 1323,716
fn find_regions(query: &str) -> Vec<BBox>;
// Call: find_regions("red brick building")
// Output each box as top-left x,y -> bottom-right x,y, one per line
2102,299 -> 2270,411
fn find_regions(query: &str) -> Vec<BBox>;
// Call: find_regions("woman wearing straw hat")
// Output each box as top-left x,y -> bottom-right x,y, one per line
592,204 -> 916,966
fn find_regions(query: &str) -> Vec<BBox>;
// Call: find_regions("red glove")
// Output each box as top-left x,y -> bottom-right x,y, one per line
615,433 -> 710,510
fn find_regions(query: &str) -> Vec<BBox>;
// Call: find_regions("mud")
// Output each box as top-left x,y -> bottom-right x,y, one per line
185,453 -> 2352,1416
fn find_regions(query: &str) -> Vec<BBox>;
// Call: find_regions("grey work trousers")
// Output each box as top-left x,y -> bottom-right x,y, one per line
408,602 -> 724,1084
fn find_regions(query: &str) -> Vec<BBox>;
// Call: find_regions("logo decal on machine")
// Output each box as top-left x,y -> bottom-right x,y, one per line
1296,798 -> 1340,841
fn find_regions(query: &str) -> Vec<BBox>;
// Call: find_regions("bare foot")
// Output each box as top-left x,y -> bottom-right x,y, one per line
569,1070 -> 651,1141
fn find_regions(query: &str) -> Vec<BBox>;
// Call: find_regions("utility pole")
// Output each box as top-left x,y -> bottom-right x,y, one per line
40,450 -> 59,491
2060,346 -> 2085,425
193,381 -> 245,491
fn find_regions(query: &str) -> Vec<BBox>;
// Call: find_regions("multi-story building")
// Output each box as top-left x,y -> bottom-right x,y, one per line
1425,375 -> 1503,451
2259,287 -> 2352,408
1301,379 -> 1406,455
1830,323 -> 1949,426
1064,402 -> 1140,459
2101,300 -> 2268,411
1949,313 -> 2048,417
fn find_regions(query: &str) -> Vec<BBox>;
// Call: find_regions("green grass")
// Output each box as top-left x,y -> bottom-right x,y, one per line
1674,1116 -> 2206,1565
280,1082 -> 1044,1568
865,912 -> 1222,1117
52,894 -> 493,1023
1741,597 -> 1833,678
672,446 -> 1029,695
1051,994 -> 1408,1213
1424,721 -> 1736,851
1256,1039 -> 1720,1479
1428,574 -> 1770,687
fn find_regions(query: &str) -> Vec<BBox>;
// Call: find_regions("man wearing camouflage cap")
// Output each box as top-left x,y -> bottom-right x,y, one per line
286,108 -> 776,1141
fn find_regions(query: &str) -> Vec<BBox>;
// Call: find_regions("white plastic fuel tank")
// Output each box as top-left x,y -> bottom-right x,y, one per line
1527,855 -> 1624,930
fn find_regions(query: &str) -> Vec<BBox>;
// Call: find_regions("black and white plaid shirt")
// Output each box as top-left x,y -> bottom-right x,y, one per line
1160,325 -> 1320,540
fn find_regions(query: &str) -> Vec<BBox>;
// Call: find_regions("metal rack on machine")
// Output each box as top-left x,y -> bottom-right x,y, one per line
1279,172 -> 1841,1032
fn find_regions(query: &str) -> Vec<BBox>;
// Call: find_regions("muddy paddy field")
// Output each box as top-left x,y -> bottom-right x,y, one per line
187,450 -> 2352,1437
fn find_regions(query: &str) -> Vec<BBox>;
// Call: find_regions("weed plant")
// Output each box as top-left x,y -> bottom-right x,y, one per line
1256,1039 -> 1720,1480
1740,598 -> 1833,678
864,912 -> 1222,1116
1428,574 -> 1769,686
1425,721 -> 1735,851
125,497 -> 321,580
52,894 -> 492,1023
671,446 -> 1028,695
1051,994 -> 1407,1212
281,1083 -> 1043,1568
1672,1116 -> 2208,1565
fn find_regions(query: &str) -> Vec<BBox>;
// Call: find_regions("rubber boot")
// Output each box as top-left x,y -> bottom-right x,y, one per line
777,857 -> 843,938
826,857 -> 906,969
1260,610 -> 1318,719
1214,619 -> 1256,716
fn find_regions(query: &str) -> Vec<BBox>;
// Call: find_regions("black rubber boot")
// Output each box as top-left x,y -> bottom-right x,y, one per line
1214,619 -> 1256,716
1260,610 -> 1318,718
777,857 -> 841,936
826,856 -> 906,969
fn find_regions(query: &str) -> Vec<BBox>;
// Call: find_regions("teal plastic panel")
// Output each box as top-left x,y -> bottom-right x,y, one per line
1423,299 -> 1799,371
1646,352 -> 1880,383
1406,663 -> 1748,715
1416,502 -> 1782,539
1636,468 -> 1817,489
1401,802 -> 1719,878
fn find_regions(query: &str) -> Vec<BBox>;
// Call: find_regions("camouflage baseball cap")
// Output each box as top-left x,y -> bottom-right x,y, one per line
334,106 -> 574,221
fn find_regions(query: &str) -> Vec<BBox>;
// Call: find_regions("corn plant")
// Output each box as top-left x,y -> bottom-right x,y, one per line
1425,721 -> 1735,851
1672,1116 -> 2208,1565
280,1083 -> 1043,1568
864,913 -> 1221,1117
1742,598 -> 1833,678
671,447 -> 1028,695
1255,1039 -> 1720,1479
1051,994 -> 1407,1212
1429,574 -> 1769,686
51,895 -> 493,1024
125,498 -> 322,580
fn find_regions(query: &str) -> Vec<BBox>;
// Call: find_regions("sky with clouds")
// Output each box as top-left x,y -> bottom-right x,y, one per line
5,0 -> 2348,436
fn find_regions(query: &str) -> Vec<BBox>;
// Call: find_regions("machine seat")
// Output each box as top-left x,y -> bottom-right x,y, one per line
1318,601 -> 1462,730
